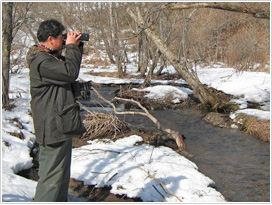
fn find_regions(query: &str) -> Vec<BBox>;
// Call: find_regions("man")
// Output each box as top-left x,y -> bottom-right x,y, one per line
26,19 -> 85,202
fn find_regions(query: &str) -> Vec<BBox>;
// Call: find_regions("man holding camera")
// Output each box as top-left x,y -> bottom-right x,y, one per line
26,19 -> 86,202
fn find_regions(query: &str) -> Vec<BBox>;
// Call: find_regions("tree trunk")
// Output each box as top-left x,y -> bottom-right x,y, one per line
127,6 -> 238,112
138,32 -> 149,76
110,2 -> 123,78
142,49 -> 161,87
95,3 -> 115,64
2,2 -> 13,109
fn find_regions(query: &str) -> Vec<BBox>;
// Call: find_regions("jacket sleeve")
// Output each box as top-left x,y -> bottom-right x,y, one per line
38,44 -> 83,85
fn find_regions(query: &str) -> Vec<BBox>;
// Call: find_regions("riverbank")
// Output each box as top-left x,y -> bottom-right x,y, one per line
79,63 -> 270,142
2,62 -> 270,202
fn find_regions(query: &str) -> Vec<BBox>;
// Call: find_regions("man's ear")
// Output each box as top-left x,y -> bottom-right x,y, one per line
48,36 -> 53,44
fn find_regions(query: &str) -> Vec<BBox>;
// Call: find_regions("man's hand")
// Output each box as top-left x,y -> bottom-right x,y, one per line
65,31 -> 82,46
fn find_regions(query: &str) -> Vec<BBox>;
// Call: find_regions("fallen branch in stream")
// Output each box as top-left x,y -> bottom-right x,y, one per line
88,87 -> 186,151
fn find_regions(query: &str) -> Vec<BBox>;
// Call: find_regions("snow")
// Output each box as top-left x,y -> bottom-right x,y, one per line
230,109 -> 270,121
71,135 -> 224,202
1,60 -> 270,203
79,68 -> 187,85
132,85 -> 193,104
197,67 -> 270,106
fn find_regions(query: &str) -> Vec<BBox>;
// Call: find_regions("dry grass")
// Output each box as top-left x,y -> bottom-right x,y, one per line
236,114 -> 270,142
82,112 -> 130,140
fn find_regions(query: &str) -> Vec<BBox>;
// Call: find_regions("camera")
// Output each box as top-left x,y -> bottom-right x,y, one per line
72,81 -> 92,100
62,33 -> 89,41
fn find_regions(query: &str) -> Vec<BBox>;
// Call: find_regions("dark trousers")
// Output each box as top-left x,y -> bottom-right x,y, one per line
34,138 -> 72,202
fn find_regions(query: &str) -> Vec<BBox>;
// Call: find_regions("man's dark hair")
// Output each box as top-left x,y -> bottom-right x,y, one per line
37,19 -> 65,42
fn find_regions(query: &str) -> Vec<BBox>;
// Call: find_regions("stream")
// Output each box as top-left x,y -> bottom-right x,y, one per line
82,87 -> 270,202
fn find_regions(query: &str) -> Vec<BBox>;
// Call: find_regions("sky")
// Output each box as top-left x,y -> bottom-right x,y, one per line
1,59 -> 270,203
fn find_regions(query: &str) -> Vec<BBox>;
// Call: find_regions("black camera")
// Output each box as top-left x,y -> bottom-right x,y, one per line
72,81 -> 92,100
62,33 -> 89,41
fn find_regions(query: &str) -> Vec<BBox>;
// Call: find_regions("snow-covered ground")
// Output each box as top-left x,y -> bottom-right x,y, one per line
1,61 -> 270,203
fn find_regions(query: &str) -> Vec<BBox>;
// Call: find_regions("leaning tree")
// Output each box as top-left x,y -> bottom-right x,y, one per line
126,2 -> 269,112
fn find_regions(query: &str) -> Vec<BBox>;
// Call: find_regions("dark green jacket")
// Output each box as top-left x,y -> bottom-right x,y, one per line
27,44 -> 85,145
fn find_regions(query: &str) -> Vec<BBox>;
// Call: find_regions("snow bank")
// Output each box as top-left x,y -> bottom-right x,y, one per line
71,135 -> 225,202
230,109 -> 270,121
133,85 -> 193,104
2,69 -> 37,202
197,67 -> 270,104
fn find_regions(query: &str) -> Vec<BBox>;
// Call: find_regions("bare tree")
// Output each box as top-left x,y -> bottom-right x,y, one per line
2,2 -> 13,108
2,2 -> 32,108
5,2 -> 269,110
109,2 -> 125,77
127,6 -> 239,112
139,4 -> 182,87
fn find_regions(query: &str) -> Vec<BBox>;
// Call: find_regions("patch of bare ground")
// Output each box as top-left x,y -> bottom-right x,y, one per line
69,178 -> 142,202
5,118 -> 27,140
206,86 -> 236,102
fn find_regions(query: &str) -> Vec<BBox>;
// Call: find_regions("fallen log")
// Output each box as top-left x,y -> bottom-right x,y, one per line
88,87 -> 186,151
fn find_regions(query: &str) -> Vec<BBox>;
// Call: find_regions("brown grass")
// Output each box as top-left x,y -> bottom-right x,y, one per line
82,112 -> 130,141
236,114 -> 270,142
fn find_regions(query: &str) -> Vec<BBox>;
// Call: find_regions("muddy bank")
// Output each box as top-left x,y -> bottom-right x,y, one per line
68,178 -> 142,202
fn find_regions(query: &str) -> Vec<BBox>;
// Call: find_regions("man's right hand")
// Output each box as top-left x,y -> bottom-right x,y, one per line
65,31 -> 82,46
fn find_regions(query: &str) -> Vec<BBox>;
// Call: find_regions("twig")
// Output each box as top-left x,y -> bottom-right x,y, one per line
127,150 -> 183,202
152,185 -> 166,201
91,171 -> 108,174
137,166 -> 183,202
108,173 -> 118,182
78,147 -> 127,154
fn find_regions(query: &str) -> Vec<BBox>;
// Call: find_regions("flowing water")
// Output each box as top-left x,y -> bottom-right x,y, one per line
147,109 -> 270,202
83,87 -> 270,202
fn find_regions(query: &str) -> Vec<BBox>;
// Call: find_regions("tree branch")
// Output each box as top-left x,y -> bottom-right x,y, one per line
162,2 -> 270,19
88,87 -> 186,151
